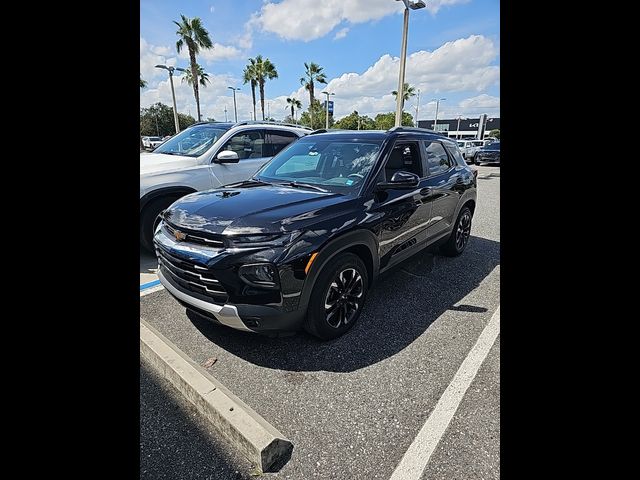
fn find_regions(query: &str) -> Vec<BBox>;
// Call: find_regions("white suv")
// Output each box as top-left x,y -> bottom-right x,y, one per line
140,121 -> 310,251
456,140 -> 485,163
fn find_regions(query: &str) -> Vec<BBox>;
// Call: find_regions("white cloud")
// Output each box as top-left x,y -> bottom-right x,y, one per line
178,42 -> 242,63
333,28 -> 349,40
140,37 -> 178,82
319,35 -> 499,117
253,0 -> 470,41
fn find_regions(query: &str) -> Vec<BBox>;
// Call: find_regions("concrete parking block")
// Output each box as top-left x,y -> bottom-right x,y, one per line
140,320 -> 293,473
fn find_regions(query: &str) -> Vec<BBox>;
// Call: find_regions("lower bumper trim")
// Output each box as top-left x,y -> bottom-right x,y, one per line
158,269 -> 254,332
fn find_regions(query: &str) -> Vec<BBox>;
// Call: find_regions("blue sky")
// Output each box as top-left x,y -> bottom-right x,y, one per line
140,0 -> 500,122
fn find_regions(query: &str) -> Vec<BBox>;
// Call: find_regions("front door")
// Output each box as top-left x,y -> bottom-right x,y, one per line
212,129 -> 269,185
372,140 -> 433,271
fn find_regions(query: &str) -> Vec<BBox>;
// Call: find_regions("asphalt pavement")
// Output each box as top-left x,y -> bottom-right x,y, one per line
139,163 -> 500,479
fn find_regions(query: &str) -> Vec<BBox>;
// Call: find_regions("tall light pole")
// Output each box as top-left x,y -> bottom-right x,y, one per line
415,88 -> 421,124
224,105 -> 228,122
227,86 -> 240,123
155,64 -> 186,133
322,91 -> 335,129
431,97 -> 446,131
394,0 -> 426,127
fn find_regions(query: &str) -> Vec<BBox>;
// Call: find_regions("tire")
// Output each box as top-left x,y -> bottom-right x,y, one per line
304,252 -> 369,341
140,195 -> 182,253
441,206 -> 473,257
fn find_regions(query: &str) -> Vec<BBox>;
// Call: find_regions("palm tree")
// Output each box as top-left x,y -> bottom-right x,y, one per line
242,58 -> 258,121
182,64 -> 211,88
174,14 -> 213,122
286,97 -> 302,123
300,62 -> 327,126
140,75 -> 147,88
391,83 -> 416,113
253,55 -> 278,121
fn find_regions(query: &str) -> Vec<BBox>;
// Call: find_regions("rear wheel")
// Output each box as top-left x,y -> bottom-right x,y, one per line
140,195 -> 182,253
304,253 -> 368,340
441,206 -> 472,257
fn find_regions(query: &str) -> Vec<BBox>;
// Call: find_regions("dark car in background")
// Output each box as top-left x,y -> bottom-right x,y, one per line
154,127 -> 478,340
475,141 -> 500,165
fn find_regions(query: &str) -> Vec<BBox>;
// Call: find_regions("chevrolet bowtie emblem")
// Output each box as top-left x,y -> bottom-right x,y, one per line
174,229 -> 187,241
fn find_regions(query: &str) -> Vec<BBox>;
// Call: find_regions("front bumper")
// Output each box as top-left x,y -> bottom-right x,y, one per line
154,225 -> 306,334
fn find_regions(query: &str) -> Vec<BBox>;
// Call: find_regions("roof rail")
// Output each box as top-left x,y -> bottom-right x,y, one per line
387,126 -> 445,135
307,129 -> 328,135
232,120 -> 312,130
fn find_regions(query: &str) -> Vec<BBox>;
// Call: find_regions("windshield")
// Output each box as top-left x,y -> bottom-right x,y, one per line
255,138 -> 383,194
471,141 -> 484,147
457,141 -> 464,147
149,137 -> 161,141
153,124 -> 232,157
485,142 -> 500,151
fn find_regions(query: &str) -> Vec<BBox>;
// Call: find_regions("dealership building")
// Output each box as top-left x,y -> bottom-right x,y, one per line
417,115 -> 500,139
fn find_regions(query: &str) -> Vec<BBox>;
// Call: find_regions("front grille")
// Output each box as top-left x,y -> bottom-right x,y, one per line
163,222 -> 225,248
156,247 -> 228,303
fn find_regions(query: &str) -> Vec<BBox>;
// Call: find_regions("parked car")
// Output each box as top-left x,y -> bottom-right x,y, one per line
142,136 -> 162,150
154,127 -> 477,340
475,141 -> 500,165
148,137 -> 165,149
456,140 -> 485,163
140,121 -> 311,252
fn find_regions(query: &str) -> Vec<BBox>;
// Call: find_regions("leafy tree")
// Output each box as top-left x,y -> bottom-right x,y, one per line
391,83 -> 416,102
140,102 -> 196,136
286,97 -> 302,123
140,75 -> 147,89
182,63 -> 210,88
374,111 -> 414,130
253,55 -> 278,120
334,111 -> 376,130
174,14 -> 213,122
489,129 -> 500,139
299,99 -> 334,130
242,58 -> 258,121
300,62 -> 327,126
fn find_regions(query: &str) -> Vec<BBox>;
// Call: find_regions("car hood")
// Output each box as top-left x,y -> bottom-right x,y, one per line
163,184 -> 355,235
140,152 -> 197,175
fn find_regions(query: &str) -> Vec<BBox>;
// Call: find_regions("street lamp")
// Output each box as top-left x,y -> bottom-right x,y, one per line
415,88 -> 421,124
227,86 -> 240,123
321,91 -> 335,129
394,0 -> 426,127
431,97 -> 446,131
155,64 -> 186,133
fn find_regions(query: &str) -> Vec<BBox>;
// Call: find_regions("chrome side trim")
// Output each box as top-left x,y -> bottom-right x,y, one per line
158,269 -> 254,332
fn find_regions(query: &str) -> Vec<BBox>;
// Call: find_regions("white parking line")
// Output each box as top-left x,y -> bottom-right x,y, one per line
389,305 -> 500,480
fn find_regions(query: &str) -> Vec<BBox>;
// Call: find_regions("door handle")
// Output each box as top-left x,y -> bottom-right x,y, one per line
420,187 -> 432,196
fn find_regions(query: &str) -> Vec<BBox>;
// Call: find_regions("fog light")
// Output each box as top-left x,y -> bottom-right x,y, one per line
238,263 -> 280,289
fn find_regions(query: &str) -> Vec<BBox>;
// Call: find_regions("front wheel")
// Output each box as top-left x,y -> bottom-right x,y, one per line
304,253 -> 368,340
441,206 -> 472,257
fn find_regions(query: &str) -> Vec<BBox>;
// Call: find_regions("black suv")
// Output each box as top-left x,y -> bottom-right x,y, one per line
475,141 -> 500,165
154,127 -> 477,340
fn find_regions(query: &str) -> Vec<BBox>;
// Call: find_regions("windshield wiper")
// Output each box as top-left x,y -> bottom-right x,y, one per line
279,181 -> 329,193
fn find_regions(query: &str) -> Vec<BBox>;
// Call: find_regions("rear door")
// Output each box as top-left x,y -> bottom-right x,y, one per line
265,129 -> 300,159
421,140 -> 461,240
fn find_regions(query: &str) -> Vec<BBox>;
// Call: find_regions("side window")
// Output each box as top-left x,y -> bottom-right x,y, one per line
444,143 -> 465,166
424,141 -> 453,176
266,130 -> 299,157
383,141 -> 423,181
220,130 -> 265,160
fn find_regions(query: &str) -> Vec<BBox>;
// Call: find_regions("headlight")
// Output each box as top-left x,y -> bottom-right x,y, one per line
227,231 -> 301,248
238,263 -> 280,289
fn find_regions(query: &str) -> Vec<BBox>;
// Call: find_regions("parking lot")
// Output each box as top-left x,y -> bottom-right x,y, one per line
140,164 -> 500,479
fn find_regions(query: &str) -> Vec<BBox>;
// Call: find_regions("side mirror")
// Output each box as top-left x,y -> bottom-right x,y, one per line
378,171 -> 420,189
215,150 -> 240,163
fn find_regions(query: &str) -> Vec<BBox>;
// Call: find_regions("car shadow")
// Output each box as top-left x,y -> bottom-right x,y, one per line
187,235 -> 499,373
140,247 -> 157,275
